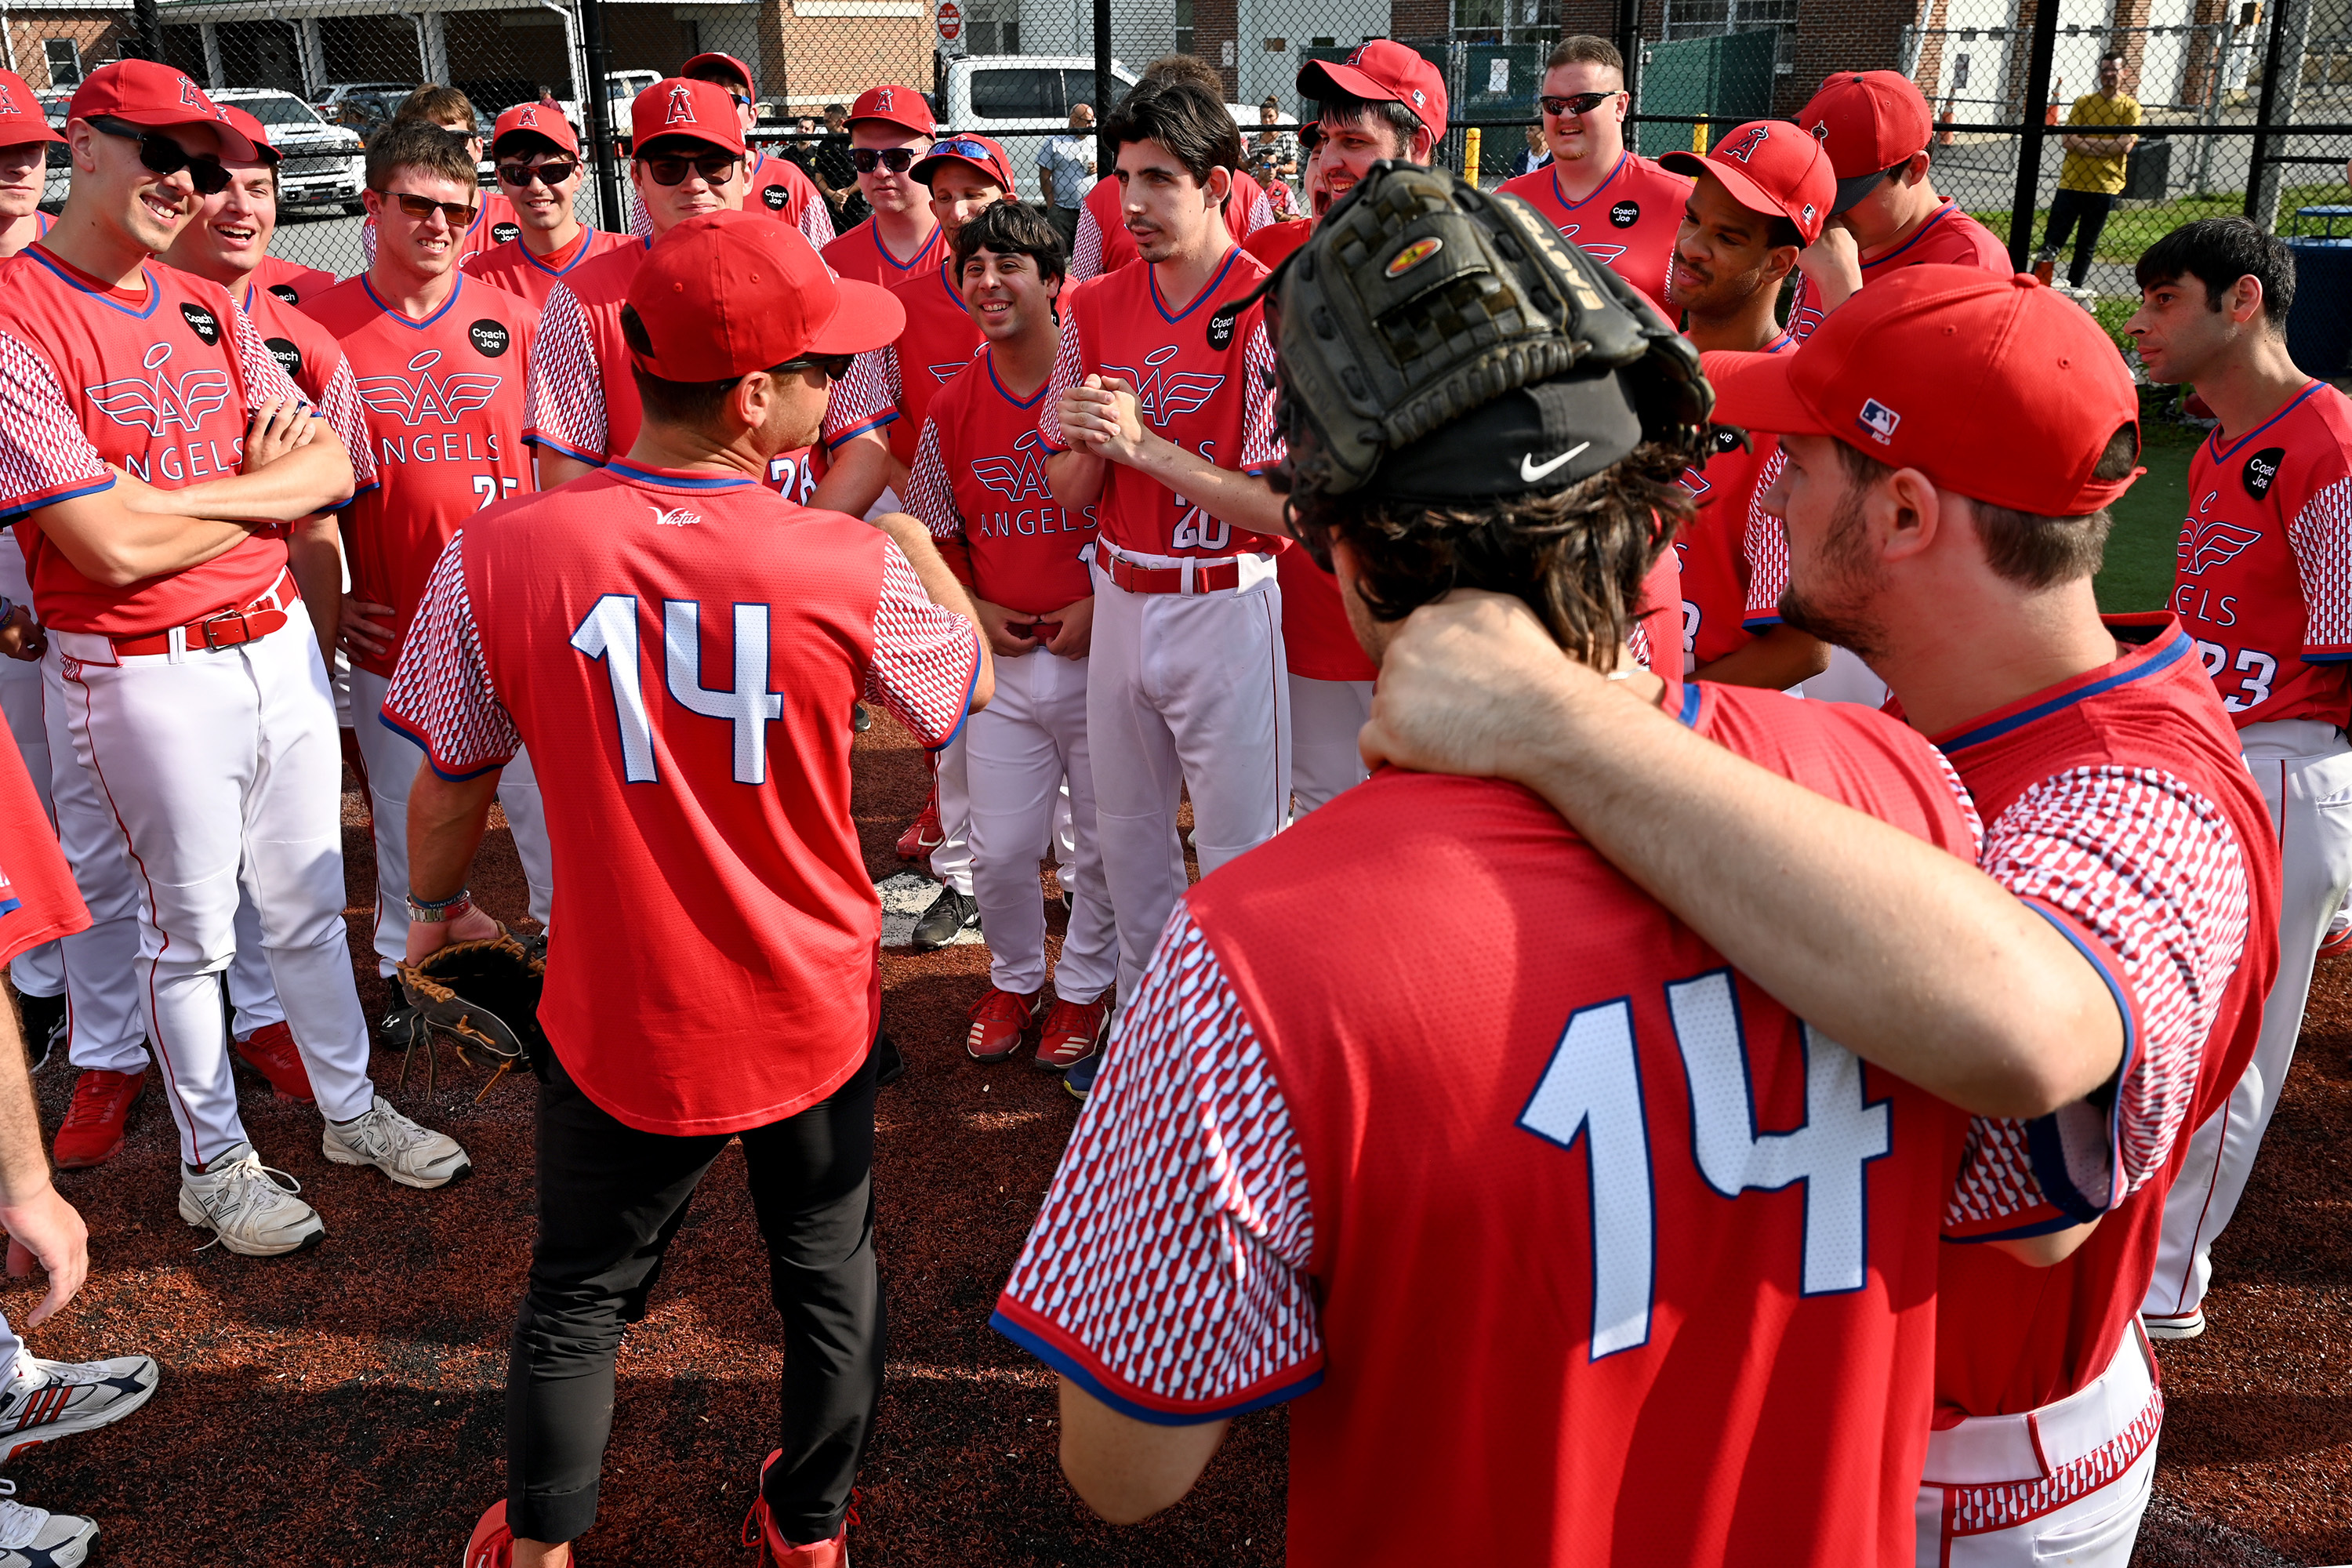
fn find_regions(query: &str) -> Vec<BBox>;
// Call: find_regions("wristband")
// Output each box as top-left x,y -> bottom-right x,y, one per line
407,890 -> 474,924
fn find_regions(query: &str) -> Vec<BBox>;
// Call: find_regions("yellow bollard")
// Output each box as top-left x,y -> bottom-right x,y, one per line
1693,120 -> 1711,154
1465,126 -> 1483,187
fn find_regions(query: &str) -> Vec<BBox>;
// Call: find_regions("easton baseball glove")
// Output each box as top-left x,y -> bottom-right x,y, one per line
1214,158 -> 1714,499
387,928 -> 548,1098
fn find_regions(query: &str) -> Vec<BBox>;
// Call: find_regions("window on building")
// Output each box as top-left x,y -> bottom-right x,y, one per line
45,38 -> 83,87
1174,0 -> 1195,58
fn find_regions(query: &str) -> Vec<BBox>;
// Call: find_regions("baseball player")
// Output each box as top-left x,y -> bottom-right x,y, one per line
1041,78 -> 1290,1022
383,211 -> 982,1568
359,86 -> 517,270
1067,56 -> 1280,285
2129,220 -> 2352,1341
464,103 -> 633,309
903,201 -> 1112,1068
1781,71 -> 2008,343
1653,122 -> 1831,688
626,53 -> 833,250
302,120 -> 550,979
1496,35 -> 1692,324
0,70 -> 54,261
997,171 -> 2092,1559
0,60 -> 470,1254
816,85 -> 942,290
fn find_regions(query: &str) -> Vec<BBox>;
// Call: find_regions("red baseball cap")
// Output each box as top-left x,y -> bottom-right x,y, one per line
631,78 -> 746,156
626,209 -> 903,380
1296,40 -> 1448,136
217,105 -> 277,165
681,52 -> 756,96
1661,119 -> 1835,245
492,100 -> 580,158
0,70 -> 61,147
1798,71 -> 1933,212
1704,266 -> 2140,517
910,132 -> 1015,194
848,84 -> 935,137
68,60 -> 259,162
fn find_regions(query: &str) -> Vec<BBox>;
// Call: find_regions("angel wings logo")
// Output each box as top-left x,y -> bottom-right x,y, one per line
85,343 -> 232,437
2176,513 -> 2263,576
354,350 -> 503,426
972,431 -> 1052,502
1102,346 -> 1225,429
1549,222 -> 1627,267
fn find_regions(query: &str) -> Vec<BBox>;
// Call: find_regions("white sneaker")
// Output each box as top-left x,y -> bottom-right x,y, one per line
0,1349 -> 158,1464
2143,1307 -> 2205,1339
0,1483 -> 97,1567
178,1143 -> 325,1258
321,1096 -> 471,1189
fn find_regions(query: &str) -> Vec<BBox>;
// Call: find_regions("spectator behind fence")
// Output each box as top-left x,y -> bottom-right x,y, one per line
2040,49 -> 2140,295
1510,121 -> 1552,177
814,102 -> 868,229
1037,103 -> 1095,251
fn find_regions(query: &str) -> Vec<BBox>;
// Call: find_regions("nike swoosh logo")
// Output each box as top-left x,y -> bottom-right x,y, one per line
1520,442 -> 1591,483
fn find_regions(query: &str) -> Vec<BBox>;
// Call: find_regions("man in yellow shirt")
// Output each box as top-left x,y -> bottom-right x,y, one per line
2039,49 -> 2140,294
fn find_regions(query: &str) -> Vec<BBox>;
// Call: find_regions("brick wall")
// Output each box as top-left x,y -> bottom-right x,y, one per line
9,13 -> 131,91
1783,0 -> 1924,115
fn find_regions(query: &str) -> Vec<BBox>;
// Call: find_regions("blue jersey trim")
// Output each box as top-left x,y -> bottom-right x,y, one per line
1862,203 -> 1957,272
524,234 -> 603,278
25,250 -> 162,318
870,223 -> 938,276
1740,612 -> 1785,631
984,349 -> 1047,409
1936,632 -> 2192,753
382,711 -> 512,782
361,273 -> 466,331
2303,651 -> 2352,664
2019,899 -> 2135,1225
0,476 -> 118,525
989,1310 -> 1322,1425
2206,379 -> 2325,465
826,412 -> 897,449
1149,246 -> 1245,324
1944,1211 -> 2090,1243
1675,681 -> 1704,728
603,459 -> 757,491
927,649 -> 981,751
1548,152 -> 1628,215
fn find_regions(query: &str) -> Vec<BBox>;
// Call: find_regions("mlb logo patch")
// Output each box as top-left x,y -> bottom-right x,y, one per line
1857,397 -> 1900,445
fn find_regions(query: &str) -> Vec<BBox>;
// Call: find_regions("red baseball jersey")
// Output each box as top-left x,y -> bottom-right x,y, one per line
303,273 -> 539,678
905,345 -> 1098,615
1038,250 -> 1286,560
233,278 -> 376,495
381,459 -> 981,1135
0,713 -> 88,968
1497,152 -> 1693,325
1784,199 -> 2008,342
1675,326 -> 1796,671
999,676 -> 1984,1566
361,190 -> 520,270
819,217 -> 947,290
1929,618 -> 2277,1455
829,260 -> 983,466
2170,379 -> 2352,728
249,252 -> 339,307
1243,216 -> 1309,270
0,246 -> 308,634
628,149 -> 836,250
1071,168 -> 1280,281
463,224 -> 637,310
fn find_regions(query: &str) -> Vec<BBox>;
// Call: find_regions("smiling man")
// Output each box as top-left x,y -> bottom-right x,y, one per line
359,85 -> 516,270
465,103 -> 632,308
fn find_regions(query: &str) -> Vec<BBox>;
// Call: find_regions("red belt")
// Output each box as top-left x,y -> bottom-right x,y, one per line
110,573 -> 299,657
1093,541 -> 1255,596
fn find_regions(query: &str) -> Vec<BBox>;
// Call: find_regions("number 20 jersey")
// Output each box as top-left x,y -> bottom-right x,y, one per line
2169,379 -> 2352,729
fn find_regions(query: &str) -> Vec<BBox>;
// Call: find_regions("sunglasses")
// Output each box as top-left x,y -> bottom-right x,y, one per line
639,151 -> 740,186
499,159 -> 579,188
1539,91 -> 1617,118
929,138 -> 996,167
727,91 -> 753,108
376,189 -> 479,227
773,353 -> 854,382
851,147 -> 918,173
89,117 -> 230,195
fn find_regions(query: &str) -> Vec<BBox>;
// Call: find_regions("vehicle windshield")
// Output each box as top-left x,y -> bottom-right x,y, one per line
238,94 -> 326,126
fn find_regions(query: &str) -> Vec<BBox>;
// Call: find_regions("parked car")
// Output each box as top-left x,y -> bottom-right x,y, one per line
322,82 -> 413,146
212,89 -> 368,215
931,56 -> 1133,192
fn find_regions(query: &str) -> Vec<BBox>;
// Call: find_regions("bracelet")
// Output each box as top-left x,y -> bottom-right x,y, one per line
406,890 -> 474,924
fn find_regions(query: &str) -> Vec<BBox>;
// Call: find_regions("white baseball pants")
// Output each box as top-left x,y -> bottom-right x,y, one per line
350,666 -> 552,978
52,603 -> 376,1166
927,729 -> 975,898
1087,556 -> 1289,1005
1287,674 -> 1371,820
2146,720 -> 2352,1323
38,637 -> 150,1077
965,648 -> 1116,1002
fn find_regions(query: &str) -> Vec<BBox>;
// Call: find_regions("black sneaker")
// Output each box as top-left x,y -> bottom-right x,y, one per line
15,993 -> 64,1073
911,887 -> 979,951
874,1031 -> 906,1087
851,703 -> 873,734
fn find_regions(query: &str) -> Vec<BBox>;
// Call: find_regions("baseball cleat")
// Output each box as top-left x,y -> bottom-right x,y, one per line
232,1022 -> 316,1102
0,1483 -> 98,1568
0,1351 -> 159,1465
2321,909 -> 2352,960
1034,997 -> 1109,1073
895,793 -> 944,862
910,887 -> 979,952
740,1450 -> 849,1567
2143,1308 -> 2205,1340
52,1070 -> 143,1171
461,1500 -> 515,1568
14,994 -> 64,1075
1064,1051 -> 1098,1102
321,1097 -> 472,1189
179,1143 -> 325,1257
964,987 -> 1039,1063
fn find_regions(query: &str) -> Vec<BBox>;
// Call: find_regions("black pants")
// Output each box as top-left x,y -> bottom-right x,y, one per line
1044,202 -> 1081,256
2043,187 -> 2115,288
505,1046 -> 884,1546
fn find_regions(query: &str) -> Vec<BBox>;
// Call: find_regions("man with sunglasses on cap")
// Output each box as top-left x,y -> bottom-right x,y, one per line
1653,121 -> 1831,690
818,85 -> 942,289
1782,70 -> 2008,343
304,119 -> 551,995
626,53 -> 833,250
389,209 -> 987,1568
1069,55 -> 1280,285
466,102 -> 633,309
0,61 -> 479,1254
1498,35 -> 1692,324
361,85 -> 517,270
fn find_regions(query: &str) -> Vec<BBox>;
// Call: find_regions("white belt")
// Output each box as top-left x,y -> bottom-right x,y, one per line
1921,1323 -> 2158,1486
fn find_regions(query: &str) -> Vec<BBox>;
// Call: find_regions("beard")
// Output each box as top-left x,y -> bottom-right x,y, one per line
1776,483 -> 1890,661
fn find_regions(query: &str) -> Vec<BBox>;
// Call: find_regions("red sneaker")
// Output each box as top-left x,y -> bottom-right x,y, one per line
895,790 -> 944,862
462,1501 -> 511,1568
53,1069 -> 143,1170
740,1451 -> 850,1567
1034,996 -> 1109,1073
2321,916 -> 2352,960
233,1022 -> 315,1102
964,986 -> 1038,1063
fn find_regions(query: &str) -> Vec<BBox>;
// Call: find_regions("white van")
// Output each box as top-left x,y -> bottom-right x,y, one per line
931,56 -> 1136,198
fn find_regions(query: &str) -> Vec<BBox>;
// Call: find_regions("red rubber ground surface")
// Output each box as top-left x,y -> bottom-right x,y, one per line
0,710 -> 2339,1565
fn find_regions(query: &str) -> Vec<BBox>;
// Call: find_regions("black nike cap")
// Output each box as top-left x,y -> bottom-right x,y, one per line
1374,370 -> 1645,505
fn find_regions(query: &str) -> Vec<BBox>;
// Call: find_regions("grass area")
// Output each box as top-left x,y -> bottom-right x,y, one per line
1965,179 -> 2352,266
2095,417 -> 2199,613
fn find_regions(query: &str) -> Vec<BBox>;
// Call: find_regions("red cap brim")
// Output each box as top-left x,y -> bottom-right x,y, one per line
0,116 -> 62,146
1701,349 -> 1828,438
97,107 -> 260,162
806,278 -> 905,356
1298,60 -> 1410,118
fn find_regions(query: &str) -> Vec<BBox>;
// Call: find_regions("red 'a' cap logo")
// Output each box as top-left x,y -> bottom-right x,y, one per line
666,84 -> 696,125
1723,125 -> 1769,162
875,87 -> 895,111
518,106 -> 539,127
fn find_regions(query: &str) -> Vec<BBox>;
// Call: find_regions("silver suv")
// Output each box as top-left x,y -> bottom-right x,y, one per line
211,89 -> 366,215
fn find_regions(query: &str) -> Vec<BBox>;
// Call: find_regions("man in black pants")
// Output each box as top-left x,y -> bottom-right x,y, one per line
2040,49 -> 2141,295
384,210 -> 990,1567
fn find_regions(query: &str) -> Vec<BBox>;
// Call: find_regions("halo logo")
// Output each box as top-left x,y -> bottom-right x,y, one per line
1722,125 -> 1769,163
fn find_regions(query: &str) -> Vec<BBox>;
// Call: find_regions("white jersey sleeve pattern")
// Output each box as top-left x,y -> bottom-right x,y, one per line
524,283 -> 606,463
2288,477 -> 2352,659
1239,321 -> 1286,474
825,348 -> 899,449
1742,447 -> 1789,626
379,532 -> 524,778
799,197 -> 836,249
1070,205 -> 1103,283
1000,903 -> 1322,1411
1245,189 -> 1276,238
902,419 -> 961,541
1036,310 -> 1087,453
228,300 -> 306,410
1944,764 -> 2249,1235
317,354 -> 379,492
0,331 -> 111,520
865,539 -> 983,749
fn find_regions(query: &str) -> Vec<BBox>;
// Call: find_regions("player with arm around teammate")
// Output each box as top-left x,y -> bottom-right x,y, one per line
389,210 -> 987,1568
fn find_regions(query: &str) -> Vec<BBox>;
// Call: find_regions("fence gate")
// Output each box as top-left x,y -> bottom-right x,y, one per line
1634,30 -> 1774,157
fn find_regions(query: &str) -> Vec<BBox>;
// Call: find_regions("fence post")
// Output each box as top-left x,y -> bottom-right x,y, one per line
129,0 -> 161,61
2005,0 -> 2061,270
2245,0 -> 2311,227
578,0 -> 626,234
1617,0 -> 1640,101
1094,0 -> 1112,175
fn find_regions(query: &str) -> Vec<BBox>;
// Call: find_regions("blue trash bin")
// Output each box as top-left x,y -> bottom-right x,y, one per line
2285,235 -> 2352,379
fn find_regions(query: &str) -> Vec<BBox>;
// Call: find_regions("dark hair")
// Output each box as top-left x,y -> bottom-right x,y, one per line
2100,49 -> 2125,64
1290,443 -> 1693,673
1138,54 -> 1228,96
366,118 -> 480,192
1546,35 -> 1625,78
394,85 -> 478,134
1835,423 -> 2140,588
1104,79 -> 1244,192
2136,216 -> 2296,327
1763,214 -> 1804,250
951,199 -> 1068,280
1314,87 -> 1426,155
619,303 -> 791,426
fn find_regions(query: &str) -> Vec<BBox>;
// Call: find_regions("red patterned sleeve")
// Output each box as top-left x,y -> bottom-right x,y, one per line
1742,446 -> 1788,630
798,184 -> 837,249
902,418 -> 962,542
2288,474 -> 2352,660
317,351 -> 378,493
1239,320 -> 1286,474
1069,205 -> 1104,284
229,299 -> 307,412
0,329 -> 112,522
379,532 -> 524,779
993,903 -> 1324,1422
862,540 -> 980,749
1036,305 -> 1088,454
524,283 -> 608,466
1783,274 -> 1827,343
1943,765 -> 2251,1240
824,347 -> 899,450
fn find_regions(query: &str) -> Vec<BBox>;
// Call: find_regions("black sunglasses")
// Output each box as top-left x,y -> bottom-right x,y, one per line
499,159 -> 579,188
773,353 -> 854,382
375,188 -> 479,227
89,117 -> 230,195
1538,91 -> 1617,118
639,150 -> 740,186
851,147 -> 918,173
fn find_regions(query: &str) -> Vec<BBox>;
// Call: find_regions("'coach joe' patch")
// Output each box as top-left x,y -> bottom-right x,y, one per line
492,222 -> 521,245
268,283 -> 302,306
763,185 -> 789,212
2244,446 -> 2284,501
264,338 -> 303,379
469,320 -> 513,358
1610,201 -> 1640,228
181,301 -> 222,346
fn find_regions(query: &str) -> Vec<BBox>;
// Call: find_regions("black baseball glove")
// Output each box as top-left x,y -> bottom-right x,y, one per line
387,927 -> 548,1096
